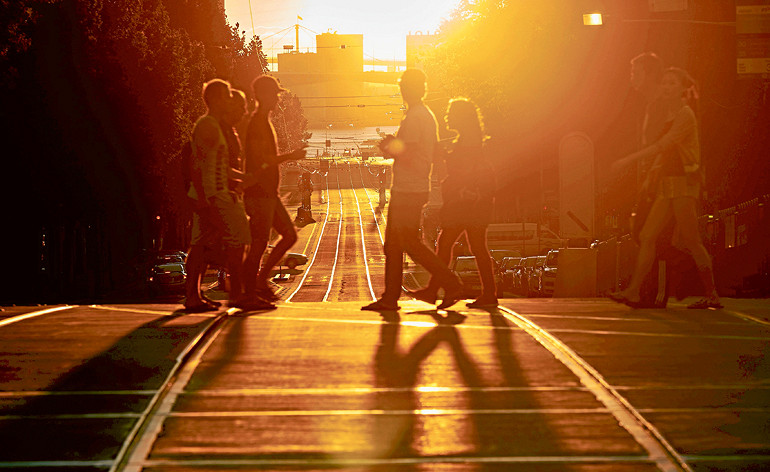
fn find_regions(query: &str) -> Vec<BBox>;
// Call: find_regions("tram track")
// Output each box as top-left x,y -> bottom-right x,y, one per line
497,305 -> 692,472
109,307 -> 239,472
287,160 -> 384,303
112,303 -> 703,471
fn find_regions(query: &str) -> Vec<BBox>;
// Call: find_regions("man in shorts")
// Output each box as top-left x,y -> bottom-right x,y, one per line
361,69 -> 464,312
184,79 -> 252,311
242,75 -> 306,301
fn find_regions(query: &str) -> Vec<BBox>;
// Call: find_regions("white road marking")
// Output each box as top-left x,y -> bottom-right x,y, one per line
0,305 -> 73,327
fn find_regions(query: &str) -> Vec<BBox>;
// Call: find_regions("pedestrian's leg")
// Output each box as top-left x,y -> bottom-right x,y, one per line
257,201 -> 298,287
467,226 -> 497,303
185,245 -> 207,305
381,210 -> 404,304
671,197 -> 722,308
226,245 -> 246,303
411,226 -> 461,303
244,197 -> 272,296
397,201 -> 463,309
622,198 -> 672,302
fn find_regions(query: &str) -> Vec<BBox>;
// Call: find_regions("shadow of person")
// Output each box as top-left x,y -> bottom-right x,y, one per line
0,312 -> 213,463
370,307 -> 558,466
370,311 -> 467,465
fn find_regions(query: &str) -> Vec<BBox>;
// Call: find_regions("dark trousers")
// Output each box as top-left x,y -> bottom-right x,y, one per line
381,192 -> 459,303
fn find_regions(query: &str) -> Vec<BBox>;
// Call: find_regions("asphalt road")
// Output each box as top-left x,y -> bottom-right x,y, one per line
1,160 -> 768,471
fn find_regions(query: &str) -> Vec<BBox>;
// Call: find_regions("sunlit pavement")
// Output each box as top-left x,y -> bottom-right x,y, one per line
0,297 -> 768,471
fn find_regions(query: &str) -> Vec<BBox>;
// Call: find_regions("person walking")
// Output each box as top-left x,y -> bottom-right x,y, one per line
242,75 -> 306,302
184,79 -> 252,312
610,67 -> 722,310
408,98 -> 498,308
362,69 -> 464,312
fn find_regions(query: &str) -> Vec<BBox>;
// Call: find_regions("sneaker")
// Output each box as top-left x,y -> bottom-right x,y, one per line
406,288 -> 437,304
687,297 -> 723,309
438,285 -> 465,310
229,297 -> 277,311
201,296 -> 222,308
361,299 -> 400,312
467,296 -> 498,308
183,301 -> 218,313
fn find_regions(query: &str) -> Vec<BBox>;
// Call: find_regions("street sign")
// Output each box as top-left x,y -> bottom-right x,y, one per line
737,1 -> 770,78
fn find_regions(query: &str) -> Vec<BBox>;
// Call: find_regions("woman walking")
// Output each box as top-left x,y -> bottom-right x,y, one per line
610,67 -> 721,309
410,97 -> 498,308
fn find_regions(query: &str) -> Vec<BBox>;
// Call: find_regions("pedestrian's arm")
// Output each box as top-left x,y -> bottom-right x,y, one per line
612,107 -> 695,173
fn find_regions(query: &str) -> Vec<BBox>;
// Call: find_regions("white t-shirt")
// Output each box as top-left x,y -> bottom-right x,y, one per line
391,103 -> 438,194
188,115 -> 229,201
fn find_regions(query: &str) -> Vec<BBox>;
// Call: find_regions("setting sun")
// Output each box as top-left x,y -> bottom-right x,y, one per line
225,0 -> 462,61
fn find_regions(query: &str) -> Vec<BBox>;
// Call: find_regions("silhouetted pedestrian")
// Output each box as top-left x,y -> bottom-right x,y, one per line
242,75 -> 306,302
362,69 -> 464,312
184,79 -> 251,312
610,68 -> 721,310
408,98 -> 497,308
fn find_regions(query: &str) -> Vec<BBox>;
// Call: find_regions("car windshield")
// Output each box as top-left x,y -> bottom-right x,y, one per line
156,255 -> 183,264
545,252 -> 558,267
454,258 -> 478,271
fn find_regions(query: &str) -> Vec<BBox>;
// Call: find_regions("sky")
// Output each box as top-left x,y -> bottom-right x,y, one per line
224,0 -> 461,62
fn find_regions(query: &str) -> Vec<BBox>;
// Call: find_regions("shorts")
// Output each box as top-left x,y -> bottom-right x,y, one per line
656,175 -> 700,199
191,192 -> 250,248
245,195 -> 295,243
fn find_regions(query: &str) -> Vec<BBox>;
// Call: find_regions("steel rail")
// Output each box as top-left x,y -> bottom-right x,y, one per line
346,161 -> 376,300
109,307 -> 237,472
497,306 -> 693,472
322,160 -> 345,302
285,161 -> 334,302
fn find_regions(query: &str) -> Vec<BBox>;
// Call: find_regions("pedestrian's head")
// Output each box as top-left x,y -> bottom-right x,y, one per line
223,89 -> 247,127
399,69 -> 427,103
661,67 -> 698,104
252,75 -> 286,111
630,52 -> 663,92
202,78 -> 232,114
445,97 -> 486,144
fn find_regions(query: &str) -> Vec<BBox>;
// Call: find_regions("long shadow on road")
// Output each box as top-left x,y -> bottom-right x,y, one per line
370,309 -> 558,471
0,311 -> 211,466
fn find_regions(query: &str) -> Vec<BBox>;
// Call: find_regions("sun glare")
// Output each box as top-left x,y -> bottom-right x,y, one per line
229,0 -> 462,61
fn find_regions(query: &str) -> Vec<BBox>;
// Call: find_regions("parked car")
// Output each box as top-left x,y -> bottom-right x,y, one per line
499,256 -> 522,296
269,245 -> 309,270
451,255 -> 502,298
490,249 -> 522,266
527,255 -> 547,297
146,253 -> 186,295
541,250 -> 559,297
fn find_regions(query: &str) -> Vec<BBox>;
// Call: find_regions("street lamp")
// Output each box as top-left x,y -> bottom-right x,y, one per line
583,13 -> 603,26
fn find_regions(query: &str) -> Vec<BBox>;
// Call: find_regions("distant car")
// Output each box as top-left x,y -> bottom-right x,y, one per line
282,251 -> 309,270
451,255 -> 503,298
490,249 -> 522,265
147,253 -> 186,295
217,247 -> 310,291
499,256 -> 522,296
263,245 -> 308,270
452,256 -> 482,297
541,250 -> 559,297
